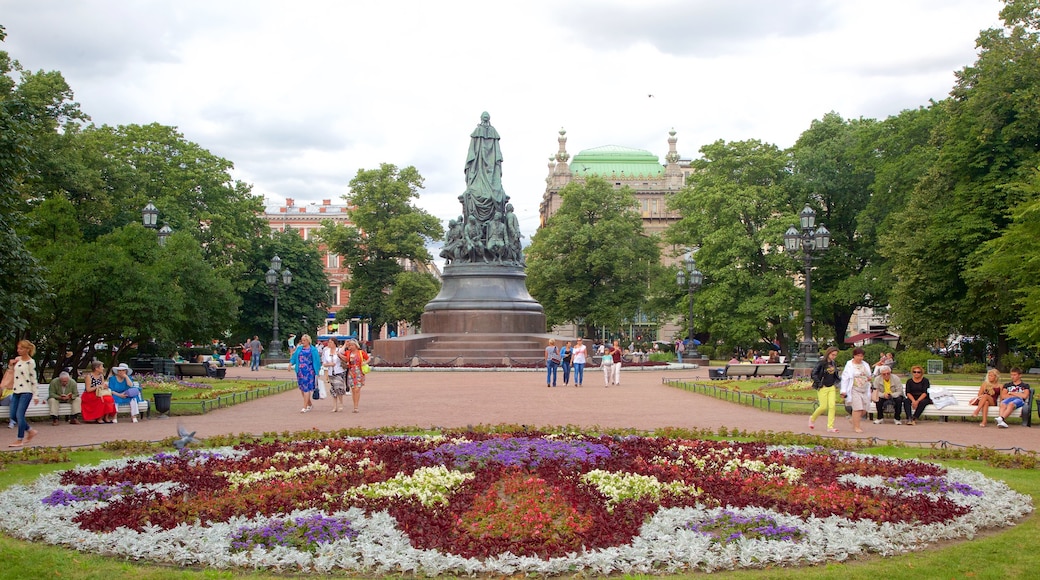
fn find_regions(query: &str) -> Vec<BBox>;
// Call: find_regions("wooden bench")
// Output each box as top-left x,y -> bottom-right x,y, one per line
711,363 -> 790,380
174,362 -> 225,379
914,385 -> 1032,424
0,383 -> 149,421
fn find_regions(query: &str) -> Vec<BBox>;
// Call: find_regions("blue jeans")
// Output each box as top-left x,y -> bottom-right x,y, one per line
561,361 -> 571,384
573,363 -> 585,386
677,351 -> 683,364
545,361 -> 558,386
250,354 -> 260,371
11,392 -> 33,439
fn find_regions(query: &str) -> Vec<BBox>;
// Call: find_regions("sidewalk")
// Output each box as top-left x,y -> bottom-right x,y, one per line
8,363 -> 1038,452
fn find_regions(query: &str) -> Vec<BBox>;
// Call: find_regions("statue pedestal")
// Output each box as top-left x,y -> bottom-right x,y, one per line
373,264 -> 549,365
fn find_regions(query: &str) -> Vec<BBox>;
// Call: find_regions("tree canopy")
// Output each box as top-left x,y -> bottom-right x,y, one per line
526,176 -> 662,336
319,163 -> 443,339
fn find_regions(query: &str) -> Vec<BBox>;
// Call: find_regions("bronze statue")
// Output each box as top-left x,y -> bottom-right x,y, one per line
456,112 -> 523,265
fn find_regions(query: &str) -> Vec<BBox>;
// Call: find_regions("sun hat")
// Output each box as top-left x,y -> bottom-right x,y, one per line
113,363 -> 133,375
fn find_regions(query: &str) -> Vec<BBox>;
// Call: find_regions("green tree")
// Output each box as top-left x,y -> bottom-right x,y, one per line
0,26 -> 73,347
235,228 -> 330,346
319,163 -> 442,339
386,270 -> 440,330
526,176 -> 662,336
788,112 -> 885,346
885,0 -> 1040,362
666,140 -> 799,352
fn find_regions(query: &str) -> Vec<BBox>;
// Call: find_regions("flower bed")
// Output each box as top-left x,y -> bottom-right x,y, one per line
0,432 -> 1030,575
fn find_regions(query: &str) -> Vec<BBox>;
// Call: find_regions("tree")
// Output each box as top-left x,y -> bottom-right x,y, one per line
386,270 -> 440,330
0,26 -> 73,348
235,228 -> 330,345
526,176 -> 662,336
885,0 -> 1040,361
665,140 -> 800,352
788,112 -> 888,346
319,164 -> 442,339
25,122 -> 267,285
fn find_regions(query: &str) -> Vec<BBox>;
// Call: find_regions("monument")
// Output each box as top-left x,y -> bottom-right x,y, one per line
373,113 -> 549,365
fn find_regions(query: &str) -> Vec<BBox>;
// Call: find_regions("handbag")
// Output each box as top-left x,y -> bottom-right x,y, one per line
0,366 -> 13,392
360,363 -> 371,375
97,386 -> 112,398
550,347 -> 562,364
870,389 -> 880,403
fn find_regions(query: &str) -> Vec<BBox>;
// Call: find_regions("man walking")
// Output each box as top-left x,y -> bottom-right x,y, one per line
248,336 -> 263,371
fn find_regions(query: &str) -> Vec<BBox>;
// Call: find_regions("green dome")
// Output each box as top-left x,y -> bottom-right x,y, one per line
570,145 -> 664,178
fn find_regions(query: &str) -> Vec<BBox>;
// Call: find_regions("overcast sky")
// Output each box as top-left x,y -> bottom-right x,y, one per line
1,0 -> 1004,250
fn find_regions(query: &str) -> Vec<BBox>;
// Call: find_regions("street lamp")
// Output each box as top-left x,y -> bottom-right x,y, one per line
266,255 -> 293,358
675,252 -> 703,359
142,203 -> 158,228
784,205 -> 831,365
157,223 -> 173,246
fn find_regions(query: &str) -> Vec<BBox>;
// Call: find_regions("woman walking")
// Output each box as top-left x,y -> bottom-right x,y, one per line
544,339 -> 559,388
289,334 -> 321,413
322,338 -> 348,413
340,339 -> 368,413
8,340 -> 38,447
840,347 -> 873,433
808,346 -> 840,433
560,341 -> 573,386
571,337 -> 587,387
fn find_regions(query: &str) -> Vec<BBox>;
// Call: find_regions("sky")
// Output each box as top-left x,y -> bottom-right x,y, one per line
0,0 -> 1005,256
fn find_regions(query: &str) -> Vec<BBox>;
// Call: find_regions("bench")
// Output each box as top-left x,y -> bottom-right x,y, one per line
915,385 -> 1033,425
710,363 -> 790,380
0,383 -> 149,421
174,363 -> 225,379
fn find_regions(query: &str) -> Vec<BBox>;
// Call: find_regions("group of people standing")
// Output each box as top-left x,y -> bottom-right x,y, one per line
544,338 -> 625,388
289,335 -> 368,414
809,346 -> 1033,432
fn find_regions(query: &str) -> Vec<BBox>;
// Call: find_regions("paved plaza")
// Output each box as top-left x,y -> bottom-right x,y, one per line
9,364 -> 1039,452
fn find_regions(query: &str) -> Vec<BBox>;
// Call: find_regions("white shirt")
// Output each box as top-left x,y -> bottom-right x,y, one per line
322,346 -> 345,375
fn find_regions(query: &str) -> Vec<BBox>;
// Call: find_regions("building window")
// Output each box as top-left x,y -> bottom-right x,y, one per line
328,253 -> 339,268
651,199 -> 658,216
331,286 -> 340,306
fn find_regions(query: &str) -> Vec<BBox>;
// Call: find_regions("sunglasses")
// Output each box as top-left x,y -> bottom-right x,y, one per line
912,370 -> 923,374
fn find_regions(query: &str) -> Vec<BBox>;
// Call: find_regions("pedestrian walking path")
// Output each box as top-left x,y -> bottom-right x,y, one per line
9,364 -> 1038,452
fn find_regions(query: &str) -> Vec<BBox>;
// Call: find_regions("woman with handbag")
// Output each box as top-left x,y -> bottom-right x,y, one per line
289,334 -> 322,413
560,341 -> 573,386
81,361 -> 117,424
322,337 -> 348,413
808,347 -> 840,432
972,369 -> 1001,427
341,339 -> 368,413
840,347 -> 873,434
544,339 -> 560,388
7,340 -> 39,447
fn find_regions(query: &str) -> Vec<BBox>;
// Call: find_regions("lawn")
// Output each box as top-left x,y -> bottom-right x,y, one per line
0,428 -> 1035,579
137,375 -> 296,416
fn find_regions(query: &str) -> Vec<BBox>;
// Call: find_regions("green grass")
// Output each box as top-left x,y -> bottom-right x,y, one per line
140,378 -> 296,416
0,440 -> 1036,579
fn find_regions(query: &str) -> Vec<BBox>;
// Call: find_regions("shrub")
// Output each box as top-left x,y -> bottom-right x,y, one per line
958,362 -> 987,374
893,349 -> 934,374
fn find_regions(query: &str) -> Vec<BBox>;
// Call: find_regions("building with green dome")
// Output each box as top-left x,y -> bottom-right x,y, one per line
538,129 -> 693,342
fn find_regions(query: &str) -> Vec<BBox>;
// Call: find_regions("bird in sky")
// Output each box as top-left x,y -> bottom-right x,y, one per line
174,423 -> 200,450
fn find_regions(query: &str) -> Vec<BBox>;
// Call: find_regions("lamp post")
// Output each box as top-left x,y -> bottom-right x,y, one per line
142,203 -> 173,245
266,255 -> 292,359
784,205 -> 831,366
142,203 -> 158,228
675,252 -> 703,359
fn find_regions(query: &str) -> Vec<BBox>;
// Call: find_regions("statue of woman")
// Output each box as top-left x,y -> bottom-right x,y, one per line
463,112 -> 506,228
